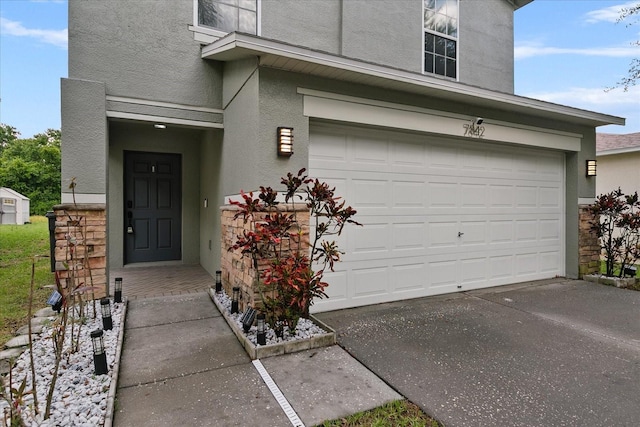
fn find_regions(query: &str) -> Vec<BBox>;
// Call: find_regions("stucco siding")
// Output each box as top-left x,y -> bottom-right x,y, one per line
596,153 -> 640,196
107,122 -> 202,268
61,78 -> 107,196
260,0 -> 341,54
68,0 -> 222,108
199,130 -> 223,276
459,0 -> 515,93
341,0 -> 422,73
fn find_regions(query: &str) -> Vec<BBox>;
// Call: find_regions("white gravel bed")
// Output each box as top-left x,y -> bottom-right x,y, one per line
214,291 -> 326,346
1,300 -> 123,426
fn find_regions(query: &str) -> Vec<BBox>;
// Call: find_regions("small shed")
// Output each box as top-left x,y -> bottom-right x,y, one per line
0,187 -> 30,225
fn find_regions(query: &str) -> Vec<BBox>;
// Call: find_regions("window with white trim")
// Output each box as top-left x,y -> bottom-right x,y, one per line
424,0 -> 458,79
198,0 -> 257,34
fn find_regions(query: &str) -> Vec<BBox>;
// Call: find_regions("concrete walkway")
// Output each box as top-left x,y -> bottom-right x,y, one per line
113,292 -> 400,427
316,279 -> 640,427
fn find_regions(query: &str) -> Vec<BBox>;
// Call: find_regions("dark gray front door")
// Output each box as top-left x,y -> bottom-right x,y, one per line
124,151 -> 182,263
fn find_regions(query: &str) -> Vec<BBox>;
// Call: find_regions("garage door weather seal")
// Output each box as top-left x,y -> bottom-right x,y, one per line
252,359 -> 305,427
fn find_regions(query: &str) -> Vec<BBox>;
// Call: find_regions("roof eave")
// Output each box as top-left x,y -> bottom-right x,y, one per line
202,33 -> 625,129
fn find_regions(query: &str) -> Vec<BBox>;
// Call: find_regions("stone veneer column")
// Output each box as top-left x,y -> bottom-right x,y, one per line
578,204 -> 600,277
53,204 -> 107,299
220,204 -> 310,312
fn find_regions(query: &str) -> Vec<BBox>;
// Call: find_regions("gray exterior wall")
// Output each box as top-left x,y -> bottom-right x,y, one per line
68,0 -> 222,108
199,129 -> 223,276
107,122 -> 203,268
61,78 -> 107,196
459,0 -> 516,93
261,0 -> 516,92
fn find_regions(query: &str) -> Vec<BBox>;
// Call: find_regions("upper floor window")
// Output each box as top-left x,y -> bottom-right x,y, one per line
424,0 -> 458,79
198,0 -> 257,34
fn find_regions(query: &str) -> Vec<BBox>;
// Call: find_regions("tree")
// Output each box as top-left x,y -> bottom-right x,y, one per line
0,123 -> 19,154
0,126 -> 61,215
615,3 -> 640,91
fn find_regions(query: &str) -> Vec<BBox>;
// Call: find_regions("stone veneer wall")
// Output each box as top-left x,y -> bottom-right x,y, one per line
220,204 -> 310,312
578,204 -> 600,278
53,204 -> 107,299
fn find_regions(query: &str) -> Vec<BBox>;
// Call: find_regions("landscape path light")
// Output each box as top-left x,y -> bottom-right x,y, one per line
114,277 -> 123,303
90,329 -> 108,375
100,297 -> 113,331
231,287 -> 240,314
215,270 -> 222,293
256,313 -> 266,346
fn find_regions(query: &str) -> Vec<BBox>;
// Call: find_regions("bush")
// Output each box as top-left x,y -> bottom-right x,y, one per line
590,188 -> 640,277
229,169 -> 360,335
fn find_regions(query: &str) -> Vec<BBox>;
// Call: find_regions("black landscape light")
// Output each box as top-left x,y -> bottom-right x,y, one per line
100,298 -> 113,331
47,290 -> 63,313
256,313 -> 266,346
91,329 -> 108,375
114,277 -> 123,303
241,307 -> 257,333
215,270 -> 222,293
231,287 -> 240,314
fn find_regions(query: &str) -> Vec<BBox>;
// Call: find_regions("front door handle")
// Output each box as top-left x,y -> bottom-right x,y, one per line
458,232 -> 464,237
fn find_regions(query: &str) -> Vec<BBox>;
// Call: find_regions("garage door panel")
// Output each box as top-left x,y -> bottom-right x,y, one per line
392,263 -> 427,292
392,180 -> 426,208
391,141 -> 427,170
392,222 -> 427,251
351,222 -> 389,255
352,267 -> 389,298
310,124 -> 565,312
352,179 -> 390,207
352,135 -> 389,167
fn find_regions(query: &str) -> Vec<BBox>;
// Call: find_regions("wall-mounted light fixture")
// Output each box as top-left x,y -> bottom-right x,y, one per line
154,123 -> 167,129
586,160 -> 597,177
277,127 -> 294,156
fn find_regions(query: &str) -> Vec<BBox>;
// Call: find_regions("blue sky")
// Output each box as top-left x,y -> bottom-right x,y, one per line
0,0 -> 638,138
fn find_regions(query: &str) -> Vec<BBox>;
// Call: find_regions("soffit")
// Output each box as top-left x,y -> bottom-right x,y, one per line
202,33 -> 624,128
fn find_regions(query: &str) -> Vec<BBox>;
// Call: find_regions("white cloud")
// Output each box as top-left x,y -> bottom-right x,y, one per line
523,86 -> 640,108
584,1 -> 638,24
0,17 -> 67,49
515,43 -> 637,60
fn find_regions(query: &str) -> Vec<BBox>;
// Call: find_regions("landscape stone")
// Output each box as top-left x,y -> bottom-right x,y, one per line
35,307 -> 57,317
5,335 -> 31,348
16,324 -> 44,335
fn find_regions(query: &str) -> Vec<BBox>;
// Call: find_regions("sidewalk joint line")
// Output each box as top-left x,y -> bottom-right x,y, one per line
252,359 -> 305,427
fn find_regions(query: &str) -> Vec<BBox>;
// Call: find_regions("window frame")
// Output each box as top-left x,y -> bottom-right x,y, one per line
422,0 -> 459,80
192,0 -> 261,40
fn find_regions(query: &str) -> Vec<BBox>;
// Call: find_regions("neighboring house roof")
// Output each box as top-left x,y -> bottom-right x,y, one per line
0,187 -> 29,200
202,33 -> 624,129
596,132 -> 640,156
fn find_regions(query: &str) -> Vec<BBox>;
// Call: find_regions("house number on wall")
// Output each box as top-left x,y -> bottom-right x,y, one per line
463,123 -> 485,138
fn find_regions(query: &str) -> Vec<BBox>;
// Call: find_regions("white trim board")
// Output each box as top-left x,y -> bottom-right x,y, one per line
106,96 -> 223,114
300,89 -> 582,152
106,111 -> 224,129
62,193 -> 106,204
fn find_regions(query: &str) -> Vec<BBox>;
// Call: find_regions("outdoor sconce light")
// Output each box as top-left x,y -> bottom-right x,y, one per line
277,127 -> 294,156
100,298 -> 113,331
256,313 -> 266,345
586,160 -> 597,177
241,306 -> 257,333
215,270 -> 222,293
91,329 -> 108,375
114,277 -> 123,303
231,287 -> 240,314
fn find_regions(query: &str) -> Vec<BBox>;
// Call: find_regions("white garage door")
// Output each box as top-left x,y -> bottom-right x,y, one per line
309,124 -> 565,312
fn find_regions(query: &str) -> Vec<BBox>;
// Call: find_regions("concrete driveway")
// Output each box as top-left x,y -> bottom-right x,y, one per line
316,279 -> 640,427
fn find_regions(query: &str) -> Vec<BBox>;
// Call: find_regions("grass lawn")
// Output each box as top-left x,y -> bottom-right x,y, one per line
318,400 -> 440,427
0,216 -> 54,346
